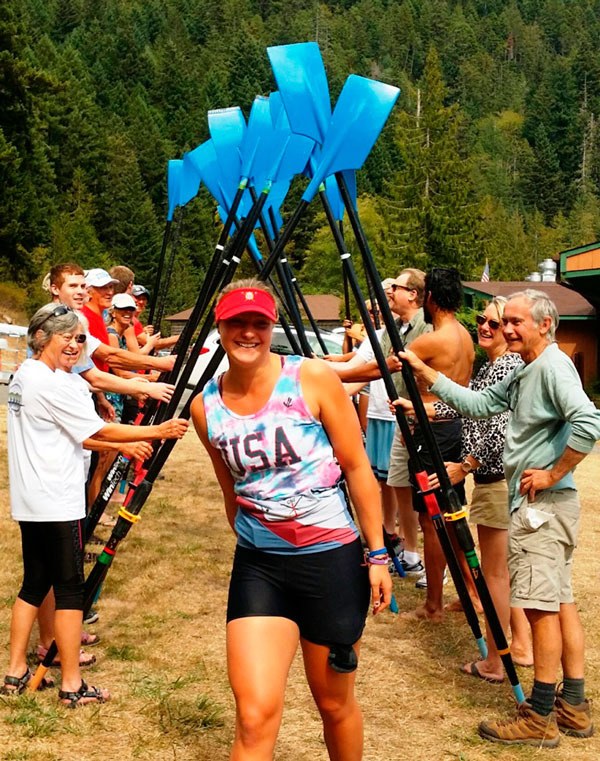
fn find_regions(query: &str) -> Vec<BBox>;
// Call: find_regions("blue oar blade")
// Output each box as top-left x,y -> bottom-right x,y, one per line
265,180 -> 289,229
268,91 -> 285,130
242,96 -> 273,185
208,107 -> 246,196
302,75 -> 400,202
179,159 -> 202,208
167,157 -> 201,219
184,140 -> 226,209
324,175 -> 344,222
266,93 -> 317,184
248,234 -> 262,260
267,42 -> 331,144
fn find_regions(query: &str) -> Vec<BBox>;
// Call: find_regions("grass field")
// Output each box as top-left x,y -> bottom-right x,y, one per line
0,405 -> 599,760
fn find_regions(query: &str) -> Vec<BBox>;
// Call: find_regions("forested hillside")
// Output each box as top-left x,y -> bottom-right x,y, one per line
2,0 -> 600,316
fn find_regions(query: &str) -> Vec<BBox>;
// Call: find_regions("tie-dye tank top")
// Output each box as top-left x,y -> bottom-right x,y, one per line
203,355 -> 359,554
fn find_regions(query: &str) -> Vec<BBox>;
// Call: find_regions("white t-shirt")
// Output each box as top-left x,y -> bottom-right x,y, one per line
356,329 -> 394,421
8,359 -> 104,521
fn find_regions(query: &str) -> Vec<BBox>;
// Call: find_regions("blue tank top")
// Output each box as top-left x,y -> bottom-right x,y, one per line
203,355 -> 358,554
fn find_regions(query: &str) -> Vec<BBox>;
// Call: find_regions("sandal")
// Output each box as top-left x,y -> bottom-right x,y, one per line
80,631 -> 100,647
59,680 -> 110,708
36,646 -> 96,668
0,668 -> 31,695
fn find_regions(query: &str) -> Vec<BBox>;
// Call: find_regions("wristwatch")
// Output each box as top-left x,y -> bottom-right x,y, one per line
461,459 -> 474,475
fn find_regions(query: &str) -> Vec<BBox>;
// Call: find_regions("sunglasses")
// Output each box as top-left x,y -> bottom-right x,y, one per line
61,332 -> 87,344
476,314 -> 501,331
39,304 -> 75,329
390,284 -> 414,293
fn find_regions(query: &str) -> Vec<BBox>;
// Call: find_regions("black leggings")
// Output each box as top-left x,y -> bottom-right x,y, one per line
18,520 -> 85,610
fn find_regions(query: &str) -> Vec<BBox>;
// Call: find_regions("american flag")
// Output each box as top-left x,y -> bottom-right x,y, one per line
481,259 -> 490,283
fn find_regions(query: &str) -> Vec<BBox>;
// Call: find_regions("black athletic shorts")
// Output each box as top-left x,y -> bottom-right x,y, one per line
408,419 -> 466,513
18,519 -> 85,610
227,538 -> 370,647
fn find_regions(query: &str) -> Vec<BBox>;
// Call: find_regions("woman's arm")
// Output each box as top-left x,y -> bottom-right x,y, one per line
92,417 -> 188,443
301,360 -> 392,613
80,366 -> 175,402
83,438 -> 154,461
190,394 -> 239,532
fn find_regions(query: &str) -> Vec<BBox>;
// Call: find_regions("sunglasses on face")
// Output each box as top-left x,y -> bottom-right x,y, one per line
476,314 -> 501,331
390,284 -> 414,293
60,332 -> 87,344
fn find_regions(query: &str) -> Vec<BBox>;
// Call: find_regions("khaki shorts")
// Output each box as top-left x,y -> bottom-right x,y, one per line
509,489 -> 580,612
469,480 -> 509,530
386,428 -> 410,487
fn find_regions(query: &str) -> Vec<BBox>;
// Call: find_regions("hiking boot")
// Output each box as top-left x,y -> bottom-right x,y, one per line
478,703 -> 560,747
555,695 -> 594,737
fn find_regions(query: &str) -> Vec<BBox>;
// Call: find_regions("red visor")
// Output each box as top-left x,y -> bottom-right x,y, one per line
214,288 -> 277,322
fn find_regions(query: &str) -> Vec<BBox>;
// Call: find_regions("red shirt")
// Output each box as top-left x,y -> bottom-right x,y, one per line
82,305 -> 110,373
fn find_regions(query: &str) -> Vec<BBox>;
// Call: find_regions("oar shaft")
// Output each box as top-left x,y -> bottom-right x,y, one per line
450,512 -> 525,702
320,186 -> 486,649
148,220 -> 172,327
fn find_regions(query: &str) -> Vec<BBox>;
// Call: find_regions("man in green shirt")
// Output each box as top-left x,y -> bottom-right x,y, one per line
399,289 -> 600,746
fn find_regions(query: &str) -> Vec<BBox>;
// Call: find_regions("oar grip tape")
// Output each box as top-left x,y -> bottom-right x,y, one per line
413,471 -> 442,519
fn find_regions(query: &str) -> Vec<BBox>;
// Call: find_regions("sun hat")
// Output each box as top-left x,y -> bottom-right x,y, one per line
215,288 -> 277,322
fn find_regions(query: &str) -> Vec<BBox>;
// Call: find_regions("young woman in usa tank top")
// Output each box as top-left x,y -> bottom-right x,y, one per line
191,279 -> 391,760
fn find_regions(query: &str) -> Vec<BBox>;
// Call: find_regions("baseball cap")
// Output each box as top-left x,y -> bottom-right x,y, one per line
85,268 -> 119,288
112,293 -> 137,310
132,284 -> 150,298
215,288 -> 277,322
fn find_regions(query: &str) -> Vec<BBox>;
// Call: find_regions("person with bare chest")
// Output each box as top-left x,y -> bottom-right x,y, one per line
400,268 -> 474,621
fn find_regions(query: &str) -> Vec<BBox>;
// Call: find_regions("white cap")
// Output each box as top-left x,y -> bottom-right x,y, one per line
85,268 -> 118,288
381,278 -> 396,290
112,293 -> 137,309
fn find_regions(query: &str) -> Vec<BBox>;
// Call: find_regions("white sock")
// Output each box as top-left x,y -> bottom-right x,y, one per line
403,551 -> 420,565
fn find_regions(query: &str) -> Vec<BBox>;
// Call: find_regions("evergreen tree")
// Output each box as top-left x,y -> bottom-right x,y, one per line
521,124 -> 564,222
95,133 -> 161,276
380,47 -> 482,276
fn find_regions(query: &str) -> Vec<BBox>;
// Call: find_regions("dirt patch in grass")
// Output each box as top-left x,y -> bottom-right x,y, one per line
0,406 -> 599,760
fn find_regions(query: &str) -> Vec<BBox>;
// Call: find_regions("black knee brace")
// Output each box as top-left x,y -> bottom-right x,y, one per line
328,644 -> 358,673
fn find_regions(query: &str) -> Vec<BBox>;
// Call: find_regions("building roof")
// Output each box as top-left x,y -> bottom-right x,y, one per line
166,294 -> 342,323
462,281 -> 596,319
559,242 -> 600,310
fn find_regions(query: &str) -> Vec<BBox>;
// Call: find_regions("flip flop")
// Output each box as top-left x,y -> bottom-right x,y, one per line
36,646 -> 96,668
80,631 -> 101,647
460,661 -> 504,685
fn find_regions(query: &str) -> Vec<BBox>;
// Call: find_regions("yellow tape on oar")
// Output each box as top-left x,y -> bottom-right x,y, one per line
118,506 -> 142,524
444,509 -> 468,522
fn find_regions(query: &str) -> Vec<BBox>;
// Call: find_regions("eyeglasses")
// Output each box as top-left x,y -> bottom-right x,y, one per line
60,333 -> 87,344
390,284 -> 415,293
476,314 -> 501,331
